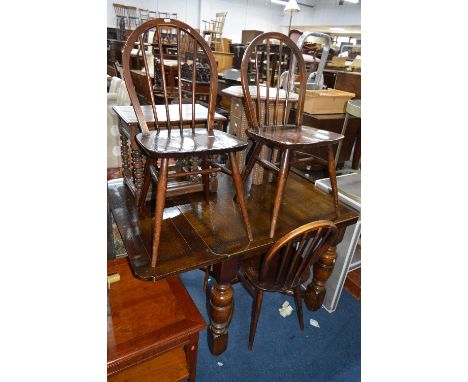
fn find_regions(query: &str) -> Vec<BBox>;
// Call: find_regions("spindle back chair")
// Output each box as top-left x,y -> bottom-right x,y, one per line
138,8 -> 150,24
122,18 -> 253,267
126,6 -> 139,29
239,220 -> 338,350
113,3 -> 127,28
239,32 -> 344,238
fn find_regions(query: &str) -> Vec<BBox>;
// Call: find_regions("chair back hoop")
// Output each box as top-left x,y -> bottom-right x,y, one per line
122,18 -> 218,136
259,220 -> 338,290
240,32 -> 306,130
295,31 -> 331,90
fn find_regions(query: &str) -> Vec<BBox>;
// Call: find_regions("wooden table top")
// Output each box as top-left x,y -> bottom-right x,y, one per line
108,172 -> 359,281
113,104 -> 227,126
107,259 -> 206,374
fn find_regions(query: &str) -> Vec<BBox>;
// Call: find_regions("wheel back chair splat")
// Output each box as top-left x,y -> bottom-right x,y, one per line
239,220 -> 338,350
239,32 -> 344,238
122,18 -> 253,268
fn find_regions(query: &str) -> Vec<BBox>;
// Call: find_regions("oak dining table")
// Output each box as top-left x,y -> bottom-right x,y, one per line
107,170 -> 359,355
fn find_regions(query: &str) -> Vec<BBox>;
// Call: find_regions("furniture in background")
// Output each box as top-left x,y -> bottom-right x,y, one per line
335,99 -> 361,168
287,109 -> 361,171
112,104 -> 227,200
240,32 -> 344,238
230,43 -> 246,69
122,18 -> 252,268
222,85 -> 292,185
294,31 -> 331,90
112,3 -> 127,28
241,30 -> 263,44
323,69 -> 361,98
213,51 -> 233,74
157,12 -> 178,44
126,6 -> 139,29
108,168 -> 359,355
239,220 -> 338,350
138,8 -> 150,24
202,12 -> 227,52
107,77 -> 131,169
314,173 -> 361,312
107,258 -> 206,382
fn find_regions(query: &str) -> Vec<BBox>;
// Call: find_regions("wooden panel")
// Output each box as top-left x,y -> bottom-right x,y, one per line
108,347 -> 189,382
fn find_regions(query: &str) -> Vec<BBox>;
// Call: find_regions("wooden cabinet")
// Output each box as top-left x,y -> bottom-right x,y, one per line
241,30 -> 263,44
323,69 -> 361,99
107,258 -> 206,381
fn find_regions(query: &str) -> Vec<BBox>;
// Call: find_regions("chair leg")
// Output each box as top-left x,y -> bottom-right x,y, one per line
138,157 -> 154,208
151,157 -> 169,268
270,149 -> 292,238
327,145 -> 341,218
202,266 -> 210,293
229,152 -> 253,241
248,289 -> 264,351
294,289 -> 304,331
241,141 -> 263,183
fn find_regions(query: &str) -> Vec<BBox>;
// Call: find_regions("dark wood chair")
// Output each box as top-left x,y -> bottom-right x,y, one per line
240,32 -> 344,238
122,19 -> 253,268
239,220 -> 338,350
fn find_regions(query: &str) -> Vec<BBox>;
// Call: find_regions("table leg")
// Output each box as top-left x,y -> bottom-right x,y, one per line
119,133 -> 131,179
207,258 -> 238,355
304,244 -> 337,311
132,148 -> 144,198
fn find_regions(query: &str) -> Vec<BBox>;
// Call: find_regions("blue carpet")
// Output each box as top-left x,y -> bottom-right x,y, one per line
180,270 -> 361,382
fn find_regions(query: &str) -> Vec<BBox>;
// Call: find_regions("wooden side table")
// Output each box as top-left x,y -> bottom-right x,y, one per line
107,258 -> 206,382
113,104 -> 227,201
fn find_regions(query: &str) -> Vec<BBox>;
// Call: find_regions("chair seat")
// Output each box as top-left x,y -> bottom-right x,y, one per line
136,128 -> 248,158
247,125 -> 344,149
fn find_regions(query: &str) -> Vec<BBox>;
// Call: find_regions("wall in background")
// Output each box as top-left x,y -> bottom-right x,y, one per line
281,0 -> 361,27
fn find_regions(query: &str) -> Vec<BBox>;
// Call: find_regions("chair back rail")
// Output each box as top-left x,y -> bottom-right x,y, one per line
122,18 -> 218,136
258,220 -> 338,291
240,32 -> 307,130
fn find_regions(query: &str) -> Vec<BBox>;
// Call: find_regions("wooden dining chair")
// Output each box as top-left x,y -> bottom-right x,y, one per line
240,32 -> 344,238
122,18 -> 253,268
238,220 -> 338,350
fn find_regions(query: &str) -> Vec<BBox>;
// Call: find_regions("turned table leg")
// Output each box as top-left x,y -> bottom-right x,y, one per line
304,228 -> 344,311
207,258 -> 238,355
131,148 -> 144,199
119,133 -> 132,179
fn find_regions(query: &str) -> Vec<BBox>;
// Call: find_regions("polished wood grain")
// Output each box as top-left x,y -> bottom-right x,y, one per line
238,220 -> 338,350
240,32 -> 344,238
107,259 -> 206,381
121,19 -> 253,267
